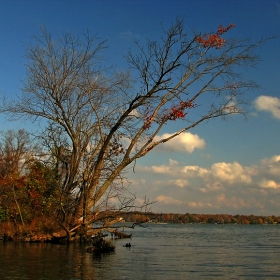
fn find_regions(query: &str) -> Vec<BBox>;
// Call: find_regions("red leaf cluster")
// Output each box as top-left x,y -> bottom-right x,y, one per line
163,100 -> 194,122
197,24 -> 235,49
144,101 -> 194,129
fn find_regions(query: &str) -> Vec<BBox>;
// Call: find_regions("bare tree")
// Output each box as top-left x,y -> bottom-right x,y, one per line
0,19 -> 264,239
0,130 -> 36,176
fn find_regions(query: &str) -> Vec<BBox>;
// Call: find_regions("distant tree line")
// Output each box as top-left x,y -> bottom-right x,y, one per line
121,212 -> 280,225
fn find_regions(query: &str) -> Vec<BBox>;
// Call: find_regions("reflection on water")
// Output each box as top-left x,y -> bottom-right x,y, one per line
0,224 -> 280,279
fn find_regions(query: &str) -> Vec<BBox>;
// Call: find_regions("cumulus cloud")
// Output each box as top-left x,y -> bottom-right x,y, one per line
174,179 -> 189,188
211,162 -> 252,184
259,179 -> 280,189
148,165 -> 171,174
254,95 -> 280,119
139,159 -> 181,176
204,182 -> 224,192
141,160 -> 252,185
260,155 -> 280,176
154,132 -> 205,153
129,154 -> 280,214
183,166 -> 210,177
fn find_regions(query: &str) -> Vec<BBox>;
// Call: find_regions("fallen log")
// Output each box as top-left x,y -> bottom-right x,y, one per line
112,230 -> 132,239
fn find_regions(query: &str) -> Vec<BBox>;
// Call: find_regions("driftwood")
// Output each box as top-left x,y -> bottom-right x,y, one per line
112,230 -> 132,239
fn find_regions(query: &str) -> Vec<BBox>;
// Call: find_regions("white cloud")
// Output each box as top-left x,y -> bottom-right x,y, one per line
156,195 -> 183,205
211,162 -> 252,184
271,155 -> 280,163
204,182 -> 224,192
188,201 -> 213,208
254,95 -> 280,119
174,179 -> 189,188
169,159 -> 179,166
128,154 -> 280,214
149,165 -> 171,174
183,165 -> 210,177
154,132 -> 205,153
259,179 -> 280,189
128,108 -> 141,118
260,155 -> 280,176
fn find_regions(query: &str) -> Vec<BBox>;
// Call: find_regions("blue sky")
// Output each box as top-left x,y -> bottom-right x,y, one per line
0,0 -> 280,215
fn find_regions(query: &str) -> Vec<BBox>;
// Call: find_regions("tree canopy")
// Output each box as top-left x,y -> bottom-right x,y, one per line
0,18 -> 264,241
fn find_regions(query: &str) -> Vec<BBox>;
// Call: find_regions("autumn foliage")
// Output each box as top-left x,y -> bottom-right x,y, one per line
197,24 -> 235,49
0,166 -> 59,226
163,101 -> 194,121
0,147 -> 61,239
144,100 -> 194,129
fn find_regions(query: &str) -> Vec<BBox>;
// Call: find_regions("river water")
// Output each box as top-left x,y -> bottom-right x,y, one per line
0,224 -> 280,279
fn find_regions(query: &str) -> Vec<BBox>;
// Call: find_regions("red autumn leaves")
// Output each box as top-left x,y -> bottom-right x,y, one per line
144,100 -> 194,129
143,24 -> 235,129
163,101 -> 194,121
197,24 -> 235,49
